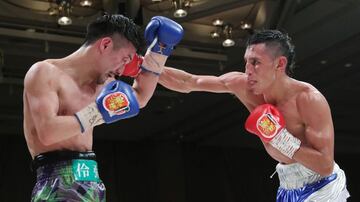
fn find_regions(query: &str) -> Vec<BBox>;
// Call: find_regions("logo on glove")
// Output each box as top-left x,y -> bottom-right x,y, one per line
157,43 -> 166,55
256,113 -> 280,138
102,92 -> 130,117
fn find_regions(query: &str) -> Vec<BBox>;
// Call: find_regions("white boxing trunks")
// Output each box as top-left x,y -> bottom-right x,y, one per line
276,162 -> 350,202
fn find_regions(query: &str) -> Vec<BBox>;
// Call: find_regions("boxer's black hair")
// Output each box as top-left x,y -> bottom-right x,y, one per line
246,29 -> 296,76
84,13 -> 145,53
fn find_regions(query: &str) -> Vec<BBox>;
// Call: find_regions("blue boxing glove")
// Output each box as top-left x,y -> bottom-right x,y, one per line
142,16 -> 183,75
75,80 -> 139,133
145,16 -> 183,56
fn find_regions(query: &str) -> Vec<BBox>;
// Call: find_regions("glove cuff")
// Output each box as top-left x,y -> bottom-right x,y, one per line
270,128 -> 301,158
75,102 -> 105,133
141,51 -> 167,75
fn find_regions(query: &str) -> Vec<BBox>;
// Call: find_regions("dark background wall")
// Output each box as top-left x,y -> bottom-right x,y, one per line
0,134 -> 358,202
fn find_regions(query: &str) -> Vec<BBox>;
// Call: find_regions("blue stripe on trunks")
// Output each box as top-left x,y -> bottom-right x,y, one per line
276,173 -> 337,202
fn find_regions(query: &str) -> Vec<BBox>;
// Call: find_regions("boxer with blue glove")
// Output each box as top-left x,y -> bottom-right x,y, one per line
75,16 -> 184,133
75,80 -> 140,133
142,16 -> 184,75
24,14 -> 183,201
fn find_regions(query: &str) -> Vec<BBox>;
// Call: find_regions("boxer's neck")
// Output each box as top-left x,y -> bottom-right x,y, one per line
263,76 -> 295,105
64,46 -> 100,87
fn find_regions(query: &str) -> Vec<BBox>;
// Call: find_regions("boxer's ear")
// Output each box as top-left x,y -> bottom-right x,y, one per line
99,37 -> 113,53
276,56 -> 287,72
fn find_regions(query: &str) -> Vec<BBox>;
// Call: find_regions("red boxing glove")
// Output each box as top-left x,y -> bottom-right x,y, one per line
122,54 -> 143,77
245,104 -> 301,158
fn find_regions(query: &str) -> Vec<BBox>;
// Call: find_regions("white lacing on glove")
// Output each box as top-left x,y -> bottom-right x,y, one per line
270,128 -> 301,158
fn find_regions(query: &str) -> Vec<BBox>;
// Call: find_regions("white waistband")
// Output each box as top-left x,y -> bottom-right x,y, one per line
276,162 -> 340,189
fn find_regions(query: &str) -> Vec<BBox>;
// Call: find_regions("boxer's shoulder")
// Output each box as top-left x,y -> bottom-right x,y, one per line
26,60 -> 60,78
24,60 -> 64,91
295,83 -> 326,105
220,71 -> 246,81
294,80 -> 321,94
222,71 -> 263,106
220,71 -> 247,90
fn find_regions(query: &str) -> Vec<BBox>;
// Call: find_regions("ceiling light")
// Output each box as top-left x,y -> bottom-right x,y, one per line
45,0 -> 99,26
26,28 -> 36,33
241,22 -> 252,29
344,63 -> 352,67
222,24 -> 235,47
57,0 -> 72,26
210,20 -> 250,47
173,0 -> 190,18
210,30 -> 220,38
320,60 -> 327,65
174,8 -> 187,18
48,7 -> 58,15
80,0 -> 92,7
58,16 -> 72,25
212,18 -> 223,26
222,39 -> 235,47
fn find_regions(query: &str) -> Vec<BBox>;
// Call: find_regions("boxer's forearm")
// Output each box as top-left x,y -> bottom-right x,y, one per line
36,116 -> 85,146
292,146 -> 334,176
159,67 -> 193,93
132,71 -> 159,108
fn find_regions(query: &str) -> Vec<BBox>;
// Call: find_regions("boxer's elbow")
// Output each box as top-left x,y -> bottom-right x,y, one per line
317,167 -> 333,177
38,131 -> 54,146
178,87 -> 192,93
319,161 -> 334,176
315,157 -> 334,176
136,95 -> 150,109
39,137 -> 54,146
134,87 -> 160,108
37,123 -> 57,146
138,100 -> 147,109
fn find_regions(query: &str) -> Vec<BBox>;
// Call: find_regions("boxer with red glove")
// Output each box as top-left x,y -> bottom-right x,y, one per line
245,104 -> 301,158
121,53 -> 163,78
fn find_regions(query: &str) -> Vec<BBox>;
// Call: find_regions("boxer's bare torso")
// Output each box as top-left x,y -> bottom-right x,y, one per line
23,59 -> 102,158
227,74 -> 333,165
159,43 -> 334,175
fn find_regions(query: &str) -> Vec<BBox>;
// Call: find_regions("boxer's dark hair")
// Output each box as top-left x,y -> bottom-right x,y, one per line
246,29 -> 296,76
84,13 -> 145,53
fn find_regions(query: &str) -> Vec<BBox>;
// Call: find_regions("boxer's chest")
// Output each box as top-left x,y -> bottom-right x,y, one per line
276,100 -> 306,141
265,101 -> 306,162
57,82 -> 99,116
